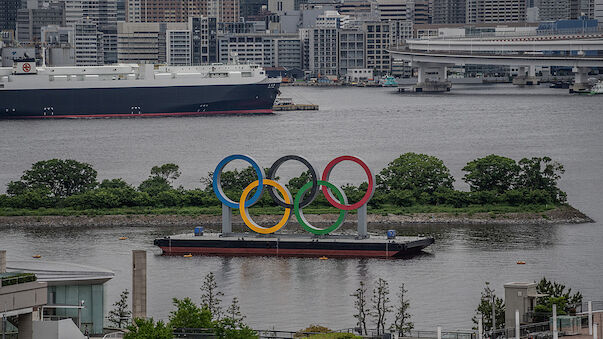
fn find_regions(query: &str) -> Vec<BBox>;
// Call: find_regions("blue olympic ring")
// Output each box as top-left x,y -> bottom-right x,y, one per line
212,154 -> 264,208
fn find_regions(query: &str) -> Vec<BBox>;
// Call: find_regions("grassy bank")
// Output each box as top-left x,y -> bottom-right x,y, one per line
0,203 -> 558,217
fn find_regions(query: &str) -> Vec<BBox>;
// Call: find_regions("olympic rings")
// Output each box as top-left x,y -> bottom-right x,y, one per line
213,154 -> 263,208
240,179 -> 292,234
212,155 -> 374,235
322,156 -> 374,211
266,155 -> 318,209
294,180 -> 348,235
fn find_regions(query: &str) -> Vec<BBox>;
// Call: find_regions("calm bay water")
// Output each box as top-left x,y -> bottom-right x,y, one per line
0,84 -> 602,331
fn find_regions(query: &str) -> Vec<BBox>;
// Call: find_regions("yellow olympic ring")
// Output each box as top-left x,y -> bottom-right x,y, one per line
239,179 -> 292,234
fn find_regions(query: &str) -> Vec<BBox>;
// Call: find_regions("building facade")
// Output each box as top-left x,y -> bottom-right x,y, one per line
596,0 -> 603,22
432,0 -> 465,24
117,21 -> 187,63
166,29 -> 192,65
274,36 -> 303,69
466,0 -> 526,23
126,0 -> 206,23
1,0 -> 22,31
338,28 -> 364,76
74,21 -> 104,65
363,20 -> 390,76
190,16 -> 218,64
309,26 -> 338,76
16,3 -> 65,43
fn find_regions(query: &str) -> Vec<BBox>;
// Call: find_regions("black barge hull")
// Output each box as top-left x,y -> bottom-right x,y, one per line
154,235 -> 435,259
0,83 -> 279,118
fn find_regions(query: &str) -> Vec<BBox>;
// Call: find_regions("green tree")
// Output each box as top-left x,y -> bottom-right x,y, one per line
351,281 -> 369,335
212,318 -> 258,339
124,318 -> 172,339
138,176 -> 172,196
7,159 -> 98,198
518,157 -> 566,202
390,284 -> 413,337
211,297 -> 257,338
151,163 -> 181,183
99,178 -> 132,189
371,278 -> 392,335
462,155 -> 520,192
536,277 -> 582,305
377,153 -> 454,196
202,167 -> 266,192
225,297 -> 245,324
107,290 -> 131,329
535,277 -> 582,317
472,282 -> 505,332
168,297 -> 212,329
534,296 -> 569,322
200,272 -> 224,320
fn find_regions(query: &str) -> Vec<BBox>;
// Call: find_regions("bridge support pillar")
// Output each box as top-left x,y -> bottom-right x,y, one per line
571,67 -> 591,93
513,65 -> 540,86
413,62 -> 451,93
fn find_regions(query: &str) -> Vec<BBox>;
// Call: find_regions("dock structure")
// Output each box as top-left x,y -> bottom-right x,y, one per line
273,104 -> 319,111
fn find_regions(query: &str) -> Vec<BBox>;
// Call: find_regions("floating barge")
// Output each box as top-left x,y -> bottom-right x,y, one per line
154,233 -> 434,259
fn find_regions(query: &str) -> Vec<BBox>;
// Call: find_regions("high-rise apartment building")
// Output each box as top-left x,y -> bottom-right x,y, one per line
240,0 -> 267,18
274,37 -> 303,69
466,0 -> 526,23
570,0 -> 594,18
16,3 -> 65,42
166,29 -> 191,65
1,0 -> 22,31
117,21 -> 186,63
408,0 -> 430,23
376,0 -> 407,21
127,0 -> 239,23
309,26 -> 338,76
74,21 -> 104,65
190,16 -> 217,64
127,0 -> 206,23
432,0 -> 465,24
362,20 -> 390,75
534,0 -> 570,20
595,0 -> 603,21
338,28 -> 364,76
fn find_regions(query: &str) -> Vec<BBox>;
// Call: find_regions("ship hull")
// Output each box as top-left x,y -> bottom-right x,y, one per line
0,82 -> 279,119
154,236 -> 434,259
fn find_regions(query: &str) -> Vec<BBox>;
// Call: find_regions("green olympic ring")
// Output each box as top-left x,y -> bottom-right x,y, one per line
294,180 -> 348,235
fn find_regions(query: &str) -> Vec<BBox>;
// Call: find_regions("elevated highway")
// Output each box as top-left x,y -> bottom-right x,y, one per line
389,35 -> 603,92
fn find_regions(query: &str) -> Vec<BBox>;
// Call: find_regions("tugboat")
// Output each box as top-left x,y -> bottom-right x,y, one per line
381,75 -> 398,87
590,81 -> 603,95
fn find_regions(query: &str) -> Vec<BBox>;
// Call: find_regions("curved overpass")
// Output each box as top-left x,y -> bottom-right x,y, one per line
389,49 -> 603,67
388,36 -> 603,92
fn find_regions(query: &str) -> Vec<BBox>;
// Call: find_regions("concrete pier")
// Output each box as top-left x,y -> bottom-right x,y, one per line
571,67 -> 592,93
132,250 -> 147,320
513,66 -> 540,86
414,62 -> 451,92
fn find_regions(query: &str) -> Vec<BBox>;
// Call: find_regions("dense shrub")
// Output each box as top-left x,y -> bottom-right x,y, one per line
1,155 -> 568,211
377,153 -> 454,196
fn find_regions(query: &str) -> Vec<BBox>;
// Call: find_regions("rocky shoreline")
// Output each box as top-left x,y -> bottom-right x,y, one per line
0,205 -> 593,228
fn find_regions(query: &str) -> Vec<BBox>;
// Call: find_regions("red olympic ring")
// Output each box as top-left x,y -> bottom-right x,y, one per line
321,155 -> 374,211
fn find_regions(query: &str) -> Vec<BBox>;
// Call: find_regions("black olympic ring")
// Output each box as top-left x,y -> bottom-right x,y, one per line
266,155 -> 319,209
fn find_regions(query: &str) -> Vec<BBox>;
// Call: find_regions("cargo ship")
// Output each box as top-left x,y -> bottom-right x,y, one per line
0,57 -> 280,119
154,232 -> 435,258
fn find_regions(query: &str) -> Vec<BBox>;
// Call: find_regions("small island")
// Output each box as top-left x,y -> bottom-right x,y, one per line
0,154 -> 593,227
